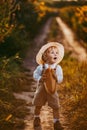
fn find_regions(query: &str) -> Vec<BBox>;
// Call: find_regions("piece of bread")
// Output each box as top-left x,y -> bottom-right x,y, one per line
44,68 -> 57,95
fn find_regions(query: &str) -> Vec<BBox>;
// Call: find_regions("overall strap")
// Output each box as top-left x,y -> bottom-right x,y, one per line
43,64 -> 45,70
41,64 -> 45,75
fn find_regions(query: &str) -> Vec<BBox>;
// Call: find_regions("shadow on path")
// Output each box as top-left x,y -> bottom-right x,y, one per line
13,16 -> 87,130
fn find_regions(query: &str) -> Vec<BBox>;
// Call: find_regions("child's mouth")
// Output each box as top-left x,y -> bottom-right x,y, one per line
54,57 -> 57,60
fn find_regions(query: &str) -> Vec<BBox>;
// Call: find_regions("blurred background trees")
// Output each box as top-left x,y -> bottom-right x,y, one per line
0,0 -> 87,129
0,0 -> 54,57
0,0 -> 87,55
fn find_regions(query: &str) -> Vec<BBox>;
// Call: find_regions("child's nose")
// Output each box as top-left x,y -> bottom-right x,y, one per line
54,53 -> 57,56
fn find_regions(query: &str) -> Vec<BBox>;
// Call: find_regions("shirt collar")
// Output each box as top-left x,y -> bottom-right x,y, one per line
44,63 -> 57,69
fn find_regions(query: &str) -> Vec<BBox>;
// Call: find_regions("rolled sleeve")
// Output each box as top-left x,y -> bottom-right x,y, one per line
33,65 -> 42,81
56,65 -> 63,83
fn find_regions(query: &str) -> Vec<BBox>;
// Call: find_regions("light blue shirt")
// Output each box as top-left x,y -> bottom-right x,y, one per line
33,63 -> 63,83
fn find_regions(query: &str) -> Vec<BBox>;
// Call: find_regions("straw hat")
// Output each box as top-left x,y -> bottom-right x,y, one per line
36,42 -> 64,64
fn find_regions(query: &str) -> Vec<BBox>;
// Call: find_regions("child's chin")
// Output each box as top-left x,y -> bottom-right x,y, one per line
54,59 -> 57,62
52,61 -> 56,64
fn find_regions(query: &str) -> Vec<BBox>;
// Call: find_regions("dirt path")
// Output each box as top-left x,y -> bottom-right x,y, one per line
23,18 -> 52,71
14,17 -> 87,130
56,17 -> 87,61
14,18 -> 56,130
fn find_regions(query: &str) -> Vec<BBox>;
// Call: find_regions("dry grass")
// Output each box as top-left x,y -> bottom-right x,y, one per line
60,58 -> 87,130
47,18 -> 87,130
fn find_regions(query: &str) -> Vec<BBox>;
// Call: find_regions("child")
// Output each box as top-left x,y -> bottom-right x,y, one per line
32,42 -> 64,130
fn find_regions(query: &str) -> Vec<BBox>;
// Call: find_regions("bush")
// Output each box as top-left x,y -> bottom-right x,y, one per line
59,6 -> 87,42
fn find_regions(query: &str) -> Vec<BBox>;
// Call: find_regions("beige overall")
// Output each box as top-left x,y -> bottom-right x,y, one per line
33,67 -> 60,119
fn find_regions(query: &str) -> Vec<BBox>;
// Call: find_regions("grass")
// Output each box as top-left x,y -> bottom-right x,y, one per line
47,18 -> 87,130
61,58 -> 87,130
0,14 -> 87,130
0,56 -> 30,130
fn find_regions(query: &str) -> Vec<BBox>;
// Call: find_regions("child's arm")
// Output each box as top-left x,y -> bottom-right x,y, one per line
56,65 -> 63,83
33,65 -> 42,81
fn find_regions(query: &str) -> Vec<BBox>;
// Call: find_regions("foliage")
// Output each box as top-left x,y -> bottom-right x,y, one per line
0,1 -> 13,42
46,1 -> 87,8
47,18 -> 87,130
61,58 -> 87,130
59,5 -> 87,42
0,0 -> 52,58
0,1 -> 54,129
0,55 -> 25,130
1,1 -> 87,129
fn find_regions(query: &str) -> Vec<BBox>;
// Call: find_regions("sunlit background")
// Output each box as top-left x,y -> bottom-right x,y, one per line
0,0 -> 87,130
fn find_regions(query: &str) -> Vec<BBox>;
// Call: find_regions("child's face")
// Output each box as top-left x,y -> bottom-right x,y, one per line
43,46 -> 59,64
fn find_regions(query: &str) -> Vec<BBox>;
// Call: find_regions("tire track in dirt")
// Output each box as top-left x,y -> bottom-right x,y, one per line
23,17 -> 57,130
23,18 -> 53,71
14,18 -> 56,130
56,17 -> 87,61
14,16 -> 87,130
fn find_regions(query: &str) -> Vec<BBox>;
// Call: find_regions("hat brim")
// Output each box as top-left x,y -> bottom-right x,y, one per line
36,42 -> 64,64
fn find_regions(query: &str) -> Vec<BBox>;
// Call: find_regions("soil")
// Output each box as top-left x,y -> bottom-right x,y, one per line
56,17 -> 87,61
14,17 -> 87,130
